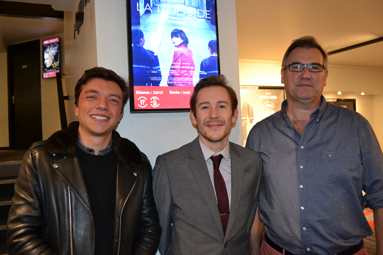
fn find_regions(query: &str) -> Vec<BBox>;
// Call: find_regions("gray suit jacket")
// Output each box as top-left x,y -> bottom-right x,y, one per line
153,138 -> 263,255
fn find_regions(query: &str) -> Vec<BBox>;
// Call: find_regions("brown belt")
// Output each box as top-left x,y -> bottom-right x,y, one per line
265,234 -> 364,255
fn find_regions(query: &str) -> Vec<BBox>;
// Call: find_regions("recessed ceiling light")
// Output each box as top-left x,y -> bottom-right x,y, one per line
337,91 -> 342,95
361,92 -> 365,95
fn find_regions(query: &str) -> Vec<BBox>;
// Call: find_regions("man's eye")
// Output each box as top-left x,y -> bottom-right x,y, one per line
310,65 -> 321,71
291,64 -> 302,70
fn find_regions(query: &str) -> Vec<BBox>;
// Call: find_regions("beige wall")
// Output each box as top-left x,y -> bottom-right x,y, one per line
238,59 -> 383,150
373,95 -> 383,148
63,0 -> 98,124
0,52 -> 9,147
40,33 -> 65,139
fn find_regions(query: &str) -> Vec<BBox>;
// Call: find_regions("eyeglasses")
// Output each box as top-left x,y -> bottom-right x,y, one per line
283,63 -> 325,72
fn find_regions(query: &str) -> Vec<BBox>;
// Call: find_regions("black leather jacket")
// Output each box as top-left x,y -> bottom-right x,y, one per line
7,122 -> 161,255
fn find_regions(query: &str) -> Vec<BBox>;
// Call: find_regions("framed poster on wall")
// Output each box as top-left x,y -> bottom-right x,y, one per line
240,86 -> 285,146
326,98 -> 356,111
127,0 -> 220,112
42,37 -> 60,79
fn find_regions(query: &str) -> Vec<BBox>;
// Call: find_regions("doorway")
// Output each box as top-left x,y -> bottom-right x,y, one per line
8,40 -> 42,149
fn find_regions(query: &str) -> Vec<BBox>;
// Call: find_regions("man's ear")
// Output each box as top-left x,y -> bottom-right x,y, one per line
74,104 -> 79,117
323,69 -> 329,87
119,110 -> 124,121
281,68 -> 285,84
231,108 -> 239,124
190,110 -> 197,126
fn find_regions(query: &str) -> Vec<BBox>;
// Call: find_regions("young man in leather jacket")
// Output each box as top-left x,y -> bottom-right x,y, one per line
7,67 -> 161,255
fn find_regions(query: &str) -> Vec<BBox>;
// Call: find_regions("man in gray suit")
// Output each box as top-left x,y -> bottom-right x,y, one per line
153,74 -> 263,255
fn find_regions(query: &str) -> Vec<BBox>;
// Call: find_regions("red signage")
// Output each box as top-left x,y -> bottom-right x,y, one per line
133,86 -> 194,110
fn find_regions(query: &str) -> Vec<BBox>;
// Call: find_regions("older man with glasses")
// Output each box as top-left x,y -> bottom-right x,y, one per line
246,36 -> 383,255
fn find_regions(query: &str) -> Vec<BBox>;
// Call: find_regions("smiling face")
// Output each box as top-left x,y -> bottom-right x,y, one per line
190,86 -> 238,152
172,36 -> 184,47
74,78 -> 124,144
281,47 -> 328,106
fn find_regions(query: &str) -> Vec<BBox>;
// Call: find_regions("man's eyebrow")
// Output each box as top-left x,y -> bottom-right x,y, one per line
197,101 -> 210,107
197,100 -> 229,106
84,89 -> 99,95
289,61 -> 322,65
84,90 -> 122,99
109,93 -> 122,99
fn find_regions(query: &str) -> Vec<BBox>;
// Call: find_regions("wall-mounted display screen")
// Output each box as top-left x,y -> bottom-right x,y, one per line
127,0 -> 220,112
42,37 -> 60,79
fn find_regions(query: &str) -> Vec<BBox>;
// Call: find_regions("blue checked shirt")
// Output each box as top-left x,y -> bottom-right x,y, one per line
246,96 -> 383,254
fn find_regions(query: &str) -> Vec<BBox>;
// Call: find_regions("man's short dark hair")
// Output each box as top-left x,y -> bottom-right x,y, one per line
190,74 -> 238,117
74,67 -> 129,111
208,40 -> 217,54
132,29 -> 144,45
282,36 -> 328,69
171,29 -> 189,47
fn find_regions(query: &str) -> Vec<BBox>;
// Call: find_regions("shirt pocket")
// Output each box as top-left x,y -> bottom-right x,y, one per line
315,151 -> 357,180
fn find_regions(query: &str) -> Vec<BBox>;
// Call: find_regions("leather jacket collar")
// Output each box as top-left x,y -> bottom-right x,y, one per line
43,121 -> 144,166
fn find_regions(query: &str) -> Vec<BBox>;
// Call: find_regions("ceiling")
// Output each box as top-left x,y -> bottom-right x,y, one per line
0,0 -> 382,68
236,0 -> 383,68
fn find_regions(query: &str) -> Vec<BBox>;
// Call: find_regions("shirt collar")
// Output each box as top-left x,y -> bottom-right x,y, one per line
281,95 -> 328,122
199,138 -> 230,161
77,139 -> 113,155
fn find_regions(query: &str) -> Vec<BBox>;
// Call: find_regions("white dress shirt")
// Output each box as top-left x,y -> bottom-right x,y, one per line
199,138 -> 232,209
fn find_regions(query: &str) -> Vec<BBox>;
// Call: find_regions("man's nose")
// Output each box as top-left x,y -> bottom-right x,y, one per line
300,67 -> 312,78
96,96 -> 108,109
209,107 -> 219,118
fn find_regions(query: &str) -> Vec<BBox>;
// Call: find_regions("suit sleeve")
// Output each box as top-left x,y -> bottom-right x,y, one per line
6,150 -> 57,255
152,155 -> 173,255
133,159 -> 161,255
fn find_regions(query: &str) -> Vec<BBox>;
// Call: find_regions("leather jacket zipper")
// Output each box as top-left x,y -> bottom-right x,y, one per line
117,173 -> 138,255
68,186 -> 74,255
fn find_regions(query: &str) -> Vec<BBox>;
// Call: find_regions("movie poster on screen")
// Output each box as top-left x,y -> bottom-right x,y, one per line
128,0 -> 220,112
42,37 -> 60,78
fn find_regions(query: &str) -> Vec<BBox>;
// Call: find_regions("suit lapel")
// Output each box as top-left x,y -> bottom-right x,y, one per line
225,143 -> 245,238
188,138 -> 224,237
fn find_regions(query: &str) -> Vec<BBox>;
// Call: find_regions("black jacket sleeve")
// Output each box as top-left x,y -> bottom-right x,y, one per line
6,147 -> 57,255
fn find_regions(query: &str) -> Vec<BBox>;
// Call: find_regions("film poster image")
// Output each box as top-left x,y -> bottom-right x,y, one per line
43,38 -> 60,78
240,87 -> 285,146
129,0 -> 219,110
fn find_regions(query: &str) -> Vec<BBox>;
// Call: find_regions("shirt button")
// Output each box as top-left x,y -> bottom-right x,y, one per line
300,165 -> 304,169
299,185 -> 303,188
302,227 -> 306,231
301,206 -> 305,210
52,163 -> 58,169
301,146 -> 304,149
307,248 -> 311,251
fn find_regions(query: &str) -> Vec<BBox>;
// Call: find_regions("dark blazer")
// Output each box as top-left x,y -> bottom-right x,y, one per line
153,138 -> 263,255
7,122 -> 160,255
